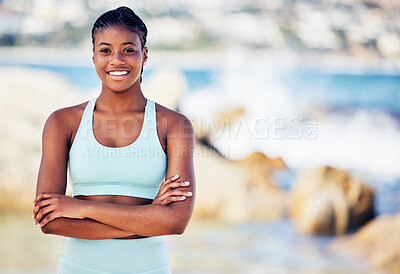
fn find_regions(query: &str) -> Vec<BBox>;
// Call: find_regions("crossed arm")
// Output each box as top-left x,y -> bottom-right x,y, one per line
33,108 -> 195,240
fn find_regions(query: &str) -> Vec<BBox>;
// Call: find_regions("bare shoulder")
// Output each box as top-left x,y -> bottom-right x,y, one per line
154,102 -> 194,138
43,100 -> 90,141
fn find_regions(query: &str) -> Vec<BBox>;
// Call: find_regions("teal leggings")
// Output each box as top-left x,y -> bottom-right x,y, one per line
57,237 -> 171,274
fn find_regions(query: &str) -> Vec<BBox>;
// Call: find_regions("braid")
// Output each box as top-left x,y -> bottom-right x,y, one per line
91,6 -> 147,49
91,6 -> 148,82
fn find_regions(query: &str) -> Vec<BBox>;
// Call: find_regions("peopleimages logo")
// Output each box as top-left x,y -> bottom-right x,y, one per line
80,114 -> 317,141
193,116 -> 318,140
76,115 -> 317,159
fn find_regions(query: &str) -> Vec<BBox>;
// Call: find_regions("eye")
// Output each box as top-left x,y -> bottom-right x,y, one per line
100,48 -> 111,53
123,48 -> 136,53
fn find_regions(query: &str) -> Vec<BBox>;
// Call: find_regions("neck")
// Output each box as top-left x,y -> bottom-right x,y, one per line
96,85 -> 147,113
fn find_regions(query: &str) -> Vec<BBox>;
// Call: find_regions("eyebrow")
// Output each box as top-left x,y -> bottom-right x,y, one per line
97,42 -> 138,47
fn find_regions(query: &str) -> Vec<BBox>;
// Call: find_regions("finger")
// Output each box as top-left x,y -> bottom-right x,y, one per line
157,189 -> 193,202
158,181 -> 191,197
169,174 -> 180,180
162,174 -> 180,185
33,198 -> 54,217
34,205 -> 54,225
158,180 -> 190,196
33,193 -> 51,206
161,195 -> 188,205
162,189 -> 193,199
157,175 -> 181,195
33,197 -> 59,219
162,174 -> 180,186
166,180 -> 191,190
39,213 -> 58,228
35,205 -> 53,225
33,193 -> 54,206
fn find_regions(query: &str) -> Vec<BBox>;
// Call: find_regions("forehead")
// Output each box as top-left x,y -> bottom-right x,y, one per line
94,26 -> 141,45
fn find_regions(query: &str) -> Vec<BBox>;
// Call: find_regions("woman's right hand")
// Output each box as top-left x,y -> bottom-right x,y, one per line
151,174 -> 193,205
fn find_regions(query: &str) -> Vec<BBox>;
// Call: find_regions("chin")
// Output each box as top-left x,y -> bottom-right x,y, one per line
102,82 -> 136,93
103,77 -> 140,91
108,86 -> 132,93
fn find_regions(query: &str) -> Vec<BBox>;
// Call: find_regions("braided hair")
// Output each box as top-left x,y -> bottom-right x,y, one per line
91,6 -> 148,81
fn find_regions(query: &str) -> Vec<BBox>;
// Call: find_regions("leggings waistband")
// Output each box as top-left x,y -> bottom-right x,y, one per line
58,237 -> 170,274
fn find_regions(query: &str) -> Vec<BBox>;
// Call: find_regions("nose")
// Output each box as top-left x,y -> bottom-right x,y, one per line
110,52 -> 125,65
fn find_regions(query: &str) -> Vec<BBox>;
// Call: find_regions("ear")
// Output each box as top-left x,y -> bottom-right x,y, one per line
142,47 -> 148,64
92,50 -> 95,64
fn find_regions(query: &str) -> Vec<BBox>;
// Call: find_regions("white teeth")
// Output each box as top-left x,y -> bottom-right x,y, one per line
109,71 -> 128,76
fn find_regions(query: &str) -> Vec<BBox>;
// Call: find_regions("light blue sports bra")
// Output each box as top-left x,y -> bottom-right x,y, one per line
68,97 -> 167,199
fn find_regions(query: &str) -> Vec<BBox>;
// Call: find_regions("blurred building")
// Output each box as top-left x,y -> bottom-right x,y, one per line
0,0 -> 399,58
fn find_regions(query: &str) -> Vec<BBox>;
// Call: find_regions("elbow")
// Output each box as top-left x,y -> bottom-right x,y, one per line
40,226 -> 52,234
159,204 -> 194,236
40,221 -> 57,235
168,218 -> 190,235
170,225 -> 185,235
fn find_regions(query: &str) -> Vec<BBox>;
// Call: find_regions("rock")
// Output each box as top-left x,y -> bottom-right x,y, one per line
329,212 -> 400,273
192,141 -> 249,222
215,107 -> 246,132
191,106 -> 246,142
289,166 -> 375,235
235,151 -> 286,189
0,67 -> 84,211
193,144 -> 287,222
142,66 -> 188,110
178,89 -> 248,143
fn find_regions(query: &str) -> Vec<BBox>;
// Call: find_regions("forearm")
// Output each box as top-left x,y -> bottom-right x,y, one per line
83,201 -> 186,236
41,217 -> 141,240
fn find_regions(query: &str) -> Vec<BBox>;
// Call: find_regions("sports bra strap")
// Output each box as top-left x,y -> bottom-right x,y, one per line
79,97 -> 157,143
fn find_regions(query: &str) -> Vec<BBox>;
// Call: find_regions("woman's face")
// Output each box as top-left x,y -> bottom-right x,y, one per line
92,26 -> 148,93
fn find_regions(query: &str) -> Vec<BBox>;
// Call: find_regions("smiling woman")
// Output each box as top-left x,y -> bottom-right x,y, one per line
32,6 -> 195,274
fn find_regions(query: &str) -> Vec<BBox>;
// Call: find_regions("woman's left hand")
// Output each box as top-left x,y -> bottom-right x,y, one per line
33,193 -> 87,227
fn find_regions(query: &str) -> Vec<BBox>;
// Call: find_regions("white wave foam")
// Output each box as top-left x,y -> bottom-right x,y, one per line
180,65 -> 400,179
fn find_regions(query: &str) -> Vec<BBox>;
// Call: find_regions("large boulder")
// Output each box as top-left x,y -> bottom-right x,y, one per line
0,67 -> 84,210
329,211 -> 400,273
193,143 -> 287,222
289,166 -> 375,235
236,151 -> 286,186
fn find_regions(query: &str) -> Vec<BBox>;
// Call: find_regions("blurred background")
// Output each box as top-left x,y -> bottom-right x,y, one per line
1,0 -> 399,273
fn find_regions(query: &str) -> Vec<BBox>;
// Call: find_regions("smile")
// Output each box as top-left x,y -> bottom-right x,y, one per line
107,71 -> 130,76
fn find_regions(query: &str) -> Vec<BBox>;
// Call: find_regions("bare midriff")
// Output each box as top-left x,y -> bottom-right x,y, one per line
74,195 -> 153,239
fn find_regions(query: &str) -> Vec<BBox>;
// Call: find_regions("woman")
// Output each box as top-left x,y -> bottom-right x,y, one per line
32,6 -> 195,274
